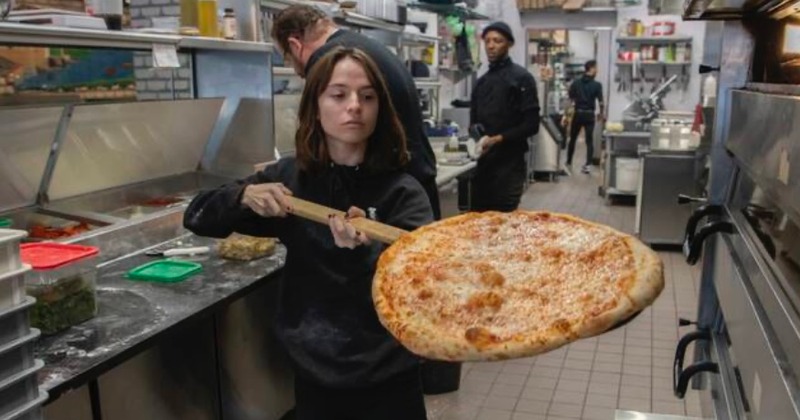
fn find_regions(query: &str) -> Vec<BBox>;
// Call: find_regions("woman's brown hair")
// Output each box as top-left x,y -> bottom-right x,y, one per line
295,47 -> 409,174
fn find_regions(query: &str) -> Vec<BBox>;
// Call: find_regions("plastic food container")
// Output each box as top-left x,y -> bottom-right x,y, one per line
615,157 -> 642,193
0,229 -> 26,276
21,243 -> 99,336
126,259 -> 202,283
0,265 -> 30,313
0,390 -> 47,420
0,360 -> 44,418
0,329 -> 39,380
0,298 -> 34,345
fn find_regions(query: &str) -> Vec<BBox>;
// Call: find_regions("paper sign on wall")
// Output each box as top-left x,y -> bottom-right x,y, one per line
152,44 -> 180,68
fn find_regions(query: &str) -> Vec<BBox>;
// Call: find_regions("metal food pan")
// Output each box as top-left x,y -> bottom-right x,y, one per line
0,329 -> 39,380
0,360 -> 44,417
0,298 -> 34,345
1,211 -> 101,242
0,230 -> 26,275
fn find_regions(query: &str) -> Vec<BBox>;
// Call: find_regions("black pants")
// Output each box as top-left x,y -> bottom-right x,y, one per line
471,155 -> 526,212
294,369 -> 428,420
567,111 -> 596,166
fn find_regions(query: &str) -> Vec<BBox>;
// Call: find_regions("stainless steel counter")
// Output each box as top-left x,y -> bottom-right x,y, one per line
436,162 -> 477,188
36,232 -> 286,399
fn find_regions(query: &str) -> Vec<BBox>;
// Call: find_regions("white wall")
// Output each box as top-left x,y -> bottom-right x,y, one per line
610,8 -> 707,121
569,30 -> 597,62
519,12 -> 614,119
476,0 -> 527,67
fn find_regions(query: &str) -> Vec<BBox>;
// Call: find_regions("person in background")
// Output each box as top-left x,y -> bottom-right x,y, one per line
184,47 -> 432,420
470,21 -> 540,212
566,59 -> 605,174
271,5 -> 441,220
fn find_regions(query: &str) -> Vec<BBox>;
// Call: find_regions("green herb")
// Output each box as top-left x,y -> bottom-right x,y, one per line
28,275 -> 97,335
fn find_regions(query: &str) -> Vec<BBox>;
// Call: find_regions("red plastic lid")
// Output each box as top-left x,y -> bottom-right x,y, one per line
20,243 -> 100,270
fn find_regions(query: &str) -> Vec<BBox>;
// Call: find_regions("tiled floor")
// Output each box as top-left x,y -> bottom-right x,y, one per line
425,147 -> 705,420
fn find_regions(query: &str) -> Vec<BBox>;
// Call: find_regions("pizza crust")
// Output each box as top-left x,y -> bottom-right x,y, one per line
373,211 -> 665,362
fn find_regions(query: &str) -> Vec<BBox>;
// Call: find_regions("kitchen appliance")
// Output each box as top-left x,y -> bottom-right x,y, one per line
622,75 -> 679,131
678,90 -> 800,419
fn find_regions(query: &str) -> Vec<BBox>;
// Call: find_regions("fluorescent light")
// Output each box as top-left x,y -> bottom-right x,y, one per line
784,24 -> 800,54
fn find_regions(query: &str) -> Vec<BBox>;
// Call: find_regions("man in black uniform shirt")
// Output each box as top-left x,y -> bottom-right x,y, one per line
469,21 -> 540,212
271,5 -> 441,219
566,59 -> 605,174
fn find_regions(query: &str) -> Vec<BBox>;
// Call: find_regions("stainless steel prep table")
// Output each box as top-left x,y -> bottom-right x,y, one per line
39,225 -> 295,420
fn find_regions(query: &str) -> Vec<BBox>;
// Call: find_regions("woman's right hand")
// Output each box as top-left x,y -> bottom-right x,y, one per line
241,183 -> 293,217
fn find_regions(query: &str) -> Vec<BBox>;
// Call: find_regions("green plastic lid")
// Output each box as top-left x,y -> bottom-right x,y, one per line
0,218 -> 11,228
126,260 -> 202,283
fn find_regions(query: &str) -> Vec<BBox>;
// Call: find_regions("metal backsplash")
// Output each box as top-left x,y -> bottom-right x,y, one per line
194,49 -> 274,175
0,106 -> 65,212
209,98 -> 276,178
48,99 -> 224,201
728,89 -> 800,224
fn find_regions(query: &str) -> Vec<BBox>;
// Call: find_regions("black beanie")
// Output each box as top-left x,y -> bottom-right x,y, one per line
482,21 -> 514,44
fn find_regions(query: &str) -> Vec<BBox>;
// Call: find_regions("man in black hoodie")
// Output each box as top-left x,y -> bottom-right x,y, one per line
271,5 -> 441,220
566,60 -> 605,174
470,21 -> 540,212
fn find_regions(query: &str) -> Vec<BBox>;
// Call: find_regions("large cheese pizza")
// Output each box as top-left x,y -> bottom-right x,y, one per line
373,211 -> 664,362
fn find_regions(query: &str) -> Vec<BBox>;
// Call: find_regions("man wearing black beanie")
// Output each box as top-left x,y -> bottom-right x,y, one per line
469,21 -> 540,211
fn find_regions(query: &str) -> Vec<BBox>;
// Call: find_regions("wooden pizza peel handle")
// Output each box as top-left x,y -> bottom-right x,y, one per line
287,197 -> 408,245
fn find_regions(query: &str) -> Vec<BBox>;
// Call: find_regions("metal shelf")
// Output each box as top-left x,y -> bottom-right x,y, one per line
260,0 -> 403,32
617,36 -> 692,43
178,37 -> 273,52
414,79 -> 441,88
616,61 -> 691,66
260,0 -> 299,10
402,32 -> 441,46
0,22 -> 273,52
335,11 -> 404,32
406,1 -> 489,20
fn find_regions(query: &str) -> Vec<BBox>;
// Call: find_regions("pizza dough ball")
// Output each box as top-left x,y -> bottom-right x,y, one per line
218,234 -> 277,261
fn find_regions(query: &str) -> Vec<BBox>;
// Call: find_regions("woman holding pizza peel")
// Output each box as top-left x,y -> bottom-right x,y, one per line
184,47 -> 432,419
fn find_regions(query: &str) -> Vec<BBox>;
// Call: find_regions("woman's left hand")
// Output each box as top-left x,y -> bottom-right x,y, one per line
329,207 -> 371,249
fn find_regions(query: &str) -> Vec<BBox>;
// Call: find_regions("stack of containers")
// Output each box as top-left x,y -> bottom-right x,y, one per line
20,244 -> 100,338
0,229 -> 47,420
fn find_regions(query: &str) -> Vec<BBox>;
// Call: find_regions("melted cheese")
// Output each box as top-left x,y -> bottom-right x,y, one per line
383,212 -> 636,345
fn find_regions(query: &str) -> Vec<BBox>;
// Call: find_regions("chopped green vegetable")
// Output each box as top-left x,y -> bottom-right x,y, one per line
28,275 -> 96,335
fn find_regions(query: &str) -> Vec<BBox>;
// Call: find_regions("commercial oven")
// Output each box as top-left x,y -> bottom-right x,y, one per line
677,90 -> 800,419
